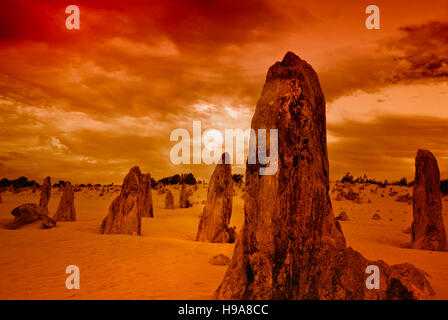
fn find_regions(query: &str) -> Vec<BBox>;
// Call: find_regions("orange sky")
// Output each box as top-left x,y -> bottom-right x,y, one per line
0,0 -> 448,183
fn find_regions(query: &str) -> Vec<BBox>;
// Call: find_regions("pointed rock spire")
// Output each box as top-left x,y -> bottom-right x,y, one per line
101,166 -> 152,235
53,181 -> 76,221
38,176 -> 51,215
196,153 -> 234,243
411,149 -> 447,251
215,52 -> 433,300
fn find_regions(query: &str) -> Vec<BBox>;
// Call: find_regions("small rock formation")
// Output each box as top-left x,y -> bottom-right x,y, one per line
179,184 -> 192,208
372,213 -> 381,220
411,149 -> 447,251
6,204 -> 40,229
156,182 -> 165,195
101,166 -> 152,235
210,254 -> 231,266
41,215 -> 57,229
396,194 -> 412,203
389,190 -> 398,197
214,52 -> 433,300
336,211 -> 350,221
5,203 -> 56,229
139,174 -> 153,218
196,153 -> 234,243
335,192 -> 342,201
165,189 -> 175,209
345,187 -> 361,203
53,181 -> 76,221
38,176 -> 51,215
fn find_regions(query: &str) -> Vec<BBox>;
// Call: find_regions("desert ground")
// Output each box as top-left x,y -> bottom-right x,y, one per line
0,182 -> 447,300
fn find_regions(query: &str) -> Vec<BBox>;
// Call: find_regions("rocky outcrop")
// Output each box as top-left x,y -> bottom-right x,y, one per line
179,184 -> 192,208
165,189 -> 175,209
336,211 -> 350,221
210,254 -> 231,266
6,203 -> 40,229
38,176 -> 51,215
41,215 -> 57,229
214,52 -> 433,300
372,213 -> 381,220
196,153 -> 234,243
411,149 -> 447,251
53,181 -> 76,221
5,203 -> 56,229
396,193 -> 412,203
101,166 -> 152,235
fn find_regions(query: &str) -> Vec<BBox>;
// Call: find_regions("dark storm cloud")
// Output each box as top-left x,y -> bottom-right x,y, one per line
328,115 -> 448,180
320,21 -> 448,102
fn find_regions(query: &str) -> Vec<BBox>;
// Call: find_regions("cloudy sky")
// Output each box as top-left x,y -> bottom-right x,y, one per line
0,0 -> 447,183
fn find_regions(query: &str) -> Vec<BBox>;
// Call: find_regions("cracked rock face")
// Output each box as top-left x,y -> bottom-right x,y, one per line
53,181 -> 76,221
411,149 -> 447,251
38,176 -> 51,215
214,52 -> 433,300
100,166 -> 152,235
196,153 -> 234,243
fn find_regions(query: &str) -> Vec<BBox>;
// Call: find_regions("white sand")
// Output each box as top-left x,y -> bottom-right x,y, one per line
0,183 -> 447,299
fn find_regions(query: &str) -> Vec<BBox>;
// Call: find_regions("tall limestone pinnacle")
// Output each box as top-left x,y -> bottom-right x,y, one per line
196,153 -> 234,243
101,166 -> 153,235
38,176 -> 51,215
214,52 -> 433,300
53,181 -> 76,221
411,149 -> 447,251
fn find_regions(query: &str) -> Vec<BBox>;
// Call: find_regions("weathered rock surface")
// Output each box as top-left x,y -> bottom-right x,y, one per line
227,226 -> 237,244
165,189 -> 175,209
140,173 -> 154,218
38,176 -> 51,215
411,149 -> 447,251
196,153 -> 234,243
372,213 -> 381,220
101,166 -> 152,235
336,211 -> 350,221
214,52 -> 433,300
53,181 -> 76,221
179,184 -> 192,208
5,203 -> 56,229
41,215 -> 57,229
210,254 -> 231,266
6,203 -> 40,229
